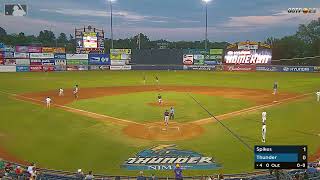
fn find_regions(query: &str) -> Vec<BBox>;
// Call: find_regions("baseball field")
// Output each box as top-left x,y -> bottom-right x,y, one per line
0,70 -> 319,176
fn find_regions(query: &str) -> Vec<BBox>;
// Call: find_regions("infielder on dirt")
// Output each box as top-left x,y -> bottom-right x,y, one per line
170,107 -> 175,120
158,94 -> 162,105
273,81 -> 278,95
45,96 -> 52,109
164,110 -> 170,126
316,90 -> 320,102
59,88 -> 64,96
73,85 -> 79,99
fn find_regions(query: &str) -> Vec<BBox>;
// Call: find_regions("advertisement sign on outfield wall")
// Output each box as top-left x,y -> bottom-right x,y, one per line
4,51 -> 14,58
54,65 -> 66,71
66,54 -> 88,60
15,46 -> 28,53
256,66 -> 281,72
110,60 -> 126,66
54,53 -> 66,59
30,65 -> 43,72
67,59 -> 88,65
89,65 -> 109,71
16,59 -> 30,65
30,59 -> 42,65
314,66 -> 320,72
43,66 -> 55,72
110,65 -> 131,70
30,53 -> 54,59
183,65 -> 216,71
281,66 -> 314,72
53,47 -> 66,53
88,54 -> 109,65
183,54 -> 194,65
42,47 -> 54,53
4,45 -> 14,52
224,65 -> 256,72
28,46 -> 42,53
14,52 -> 30,58
0,66 -> 16,72
16,66 -> 30,72
4,59 -> 16,65
42,59 -> 55,65
55,59 -> 66,66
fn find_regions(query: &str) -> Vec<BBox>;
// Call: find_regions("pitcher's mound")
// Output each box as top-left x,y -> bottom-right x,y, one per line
147,101 -> 176,107
123,122 -> 203,141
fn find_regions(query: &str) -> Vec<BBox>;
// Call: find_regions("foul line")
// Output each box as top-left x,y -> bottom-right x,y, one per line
194,92 -> 313,125
0,90 -> 141,126
188,93 -> 253,152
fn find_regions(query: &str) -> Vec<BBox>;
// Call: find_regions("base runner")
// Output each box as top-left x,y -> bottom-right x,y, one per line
59,88 -> 64,96
316,90 -> 320,102
158,94 -> 162,105
45,96 -> 52,109
73,85 -> 79,99
164,110 -> 170,126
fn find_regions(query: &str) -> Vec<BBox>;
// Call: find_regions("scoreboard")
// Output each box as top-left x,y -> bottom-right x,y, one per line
254,145 -> 307,169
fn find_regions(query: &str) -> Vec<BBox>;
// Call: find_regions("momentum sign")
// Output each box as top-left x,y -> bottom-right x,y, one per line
122,145 -> 221,170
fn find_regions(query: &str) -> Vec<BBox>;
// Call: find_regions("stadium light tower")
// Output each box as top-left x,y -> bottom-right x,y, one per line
202,0 -> 211,50
109,0 -> 116,49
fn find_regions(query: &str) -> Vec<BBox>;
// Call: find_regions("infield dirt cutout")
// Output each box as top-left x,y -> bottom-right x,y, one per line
14,85 -> 304,142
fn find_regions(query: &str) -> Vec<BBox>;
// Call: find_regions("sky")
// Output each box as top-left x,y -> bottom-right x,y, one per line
0,0 -> 319,42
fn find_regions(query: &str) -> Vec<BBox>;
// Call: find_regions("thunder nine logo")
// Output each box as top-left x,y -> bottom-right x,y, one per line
122,145 -> 221,170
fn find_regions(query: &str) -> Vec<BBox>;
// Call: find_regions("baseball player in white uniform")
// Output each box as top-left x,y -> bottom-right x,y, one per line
262,122 -> 267,143
262,111 -> 267,123
316,90 -> 320,102
59,88 -> 64,96
45,97 -> 52,109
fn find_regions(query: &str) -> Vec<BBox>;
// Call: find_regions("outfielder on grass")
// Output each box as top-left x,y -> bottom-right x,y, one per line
316,90 -> 320,102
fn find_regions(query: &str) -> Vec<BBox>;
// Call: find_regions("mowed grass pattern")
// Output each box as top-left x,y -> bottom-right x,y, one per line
69,92 -> 255,123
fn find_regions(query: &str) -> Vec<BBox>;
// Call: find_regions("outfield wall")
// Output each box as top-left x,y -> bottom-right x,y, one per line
0,64 -> 319,72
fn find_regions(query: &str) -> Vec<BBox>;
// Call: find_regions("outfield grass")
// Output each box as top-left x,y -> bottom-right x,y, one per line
0,71 -> 318,93
69,92 -> 254,123
0,71 -> 319,176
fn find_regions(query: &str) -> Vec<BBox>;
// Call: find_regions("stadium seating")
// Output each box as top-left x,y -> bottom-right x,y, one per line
0,160 -> 319,180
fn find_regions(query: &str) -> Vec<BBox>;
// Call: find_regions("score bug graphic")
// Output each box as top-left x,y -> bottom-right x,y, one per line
254,145 -> 308,169
288,8 -> 316,14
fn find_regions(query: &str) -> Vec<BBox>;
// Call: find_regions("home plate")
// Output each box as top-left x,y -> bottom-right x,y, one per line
162,128 -> 167,131
273,101 -> 278,103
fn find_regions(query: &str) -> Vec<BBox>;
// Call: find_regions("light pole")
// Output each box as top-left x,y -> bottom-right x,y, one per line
109,0 -> 116,49
202,0 -> 210,50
